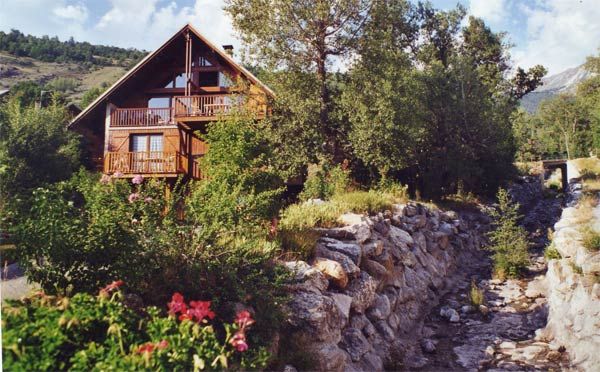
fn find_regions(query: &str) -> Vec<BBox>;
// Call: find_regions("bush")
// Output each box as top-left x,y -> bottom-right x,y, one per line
2,285 -> 268,371
299,162 -> 350,201
469,280 -> 485,307
544,243 -> 562,260
279,201 -> 344,230
582,226 -> 600,252
487,188 -> 530,278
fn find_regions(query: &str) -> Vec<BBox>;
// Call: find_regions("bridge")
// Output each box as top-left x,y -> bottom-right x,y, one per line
541,159 -> 575,191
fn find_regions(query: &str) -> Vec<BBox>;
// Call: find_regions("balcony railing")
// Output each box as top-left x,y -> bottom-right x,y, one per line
173,95 -> 238,118
105,151 -> 186,175
110,108 -> 174,127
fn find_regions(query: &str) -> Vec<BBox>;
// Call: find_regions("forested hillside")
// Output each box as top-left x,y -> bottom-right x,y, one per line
0,29 -> 146,67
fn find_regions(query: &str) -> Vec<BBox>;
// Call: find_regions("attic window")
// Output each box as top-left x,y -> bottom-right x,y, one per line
196,56 -> 212,67
174,73 -> 186,88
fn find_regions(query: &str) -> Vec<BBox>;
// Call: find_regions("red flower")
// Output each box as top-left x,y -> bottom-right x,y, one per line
137,342 -> 156,354
178,313 -> 193,322
168,292 -> 187,315
187,300 -> 216,322
229,331 -> 248,352
235,310 -> 255,328
100,280 -> 124,294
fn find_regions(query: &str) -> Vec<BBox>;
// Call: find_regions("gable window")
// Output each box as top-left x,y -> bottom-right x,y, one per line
195,56 -> 212,67
174,73 -> 187,88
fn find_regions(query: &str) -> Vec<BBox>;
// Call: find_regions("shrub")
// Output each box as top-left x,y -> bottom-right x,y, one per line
279,201 -> 344,230
332,190 -> 395,215
581,226 -> 600,252
299,162 -> 350,201
487,188 -> 530,278
544,243 -> 562,260
2,285 -> 268,371
469,280 -> 485,307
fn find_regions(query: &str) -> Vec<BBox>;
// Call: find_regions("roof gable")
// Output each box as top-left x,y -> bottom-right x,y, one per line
69,23 -> 273,128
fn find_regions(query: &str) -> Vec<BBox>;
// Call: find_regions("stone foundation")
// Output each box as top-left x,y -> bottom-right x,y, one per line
283,203 -> 487,371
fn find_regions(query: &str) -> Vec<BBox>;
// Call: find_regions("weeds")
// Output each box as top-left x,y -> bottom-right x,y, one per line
469,280 -> 485,307
581,226 -> 600,252
544,243 -> 562,260
569,261 -> 583,275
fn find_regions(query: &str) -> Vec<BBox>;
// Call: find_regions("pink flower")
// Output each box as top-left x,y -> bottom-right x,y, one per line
113,171 -> 124,177
229,331 -> 248,352
128,193 -> 140,203
235,310 -> 255,328
187,300 -> 216,323
144,197 -> 153,203
132,175 -> 144,185
102,280 -> 124,292
157,340 -> 169,350
168,292 -> 187,315
100,174 -> 111,184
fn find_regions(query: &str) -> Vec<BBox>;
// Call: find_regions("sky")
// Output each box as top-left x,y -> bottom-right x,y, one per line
0,0 -> 599,75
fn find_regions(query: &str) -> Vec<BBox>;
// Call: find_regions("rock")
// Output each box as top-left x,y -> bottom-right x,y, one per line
360,351 -> 383,371
374,320 -> 395,341
499,341 -> 517,349
329,293 -> 352,324
314,227 -> 354,240
389,225 -> 414,247
479,305 -> 490,315
286,290 -> 344,343
525,277 -> 547,298
349,314 -> 369,330
440,306 -> 460,322
421,338 -> 436,353
547,350 -> 562,361
361,259 -> 388,282
340,328 -> 371,362
345,271 -> 377,313
338,213 -> 365,226
485,345 -> 495,356
283,260 -> 312,279
345,224 -> 372,244
404,204 -> 418,217
320,238 -> 362,265
366,294 -> 391,321
312,344 -> 350,372
313,258 -> 348,289
315,246 -> 360,279
282,365 -> 298,372
460,305 -> 475,314
362,240 -> 384,258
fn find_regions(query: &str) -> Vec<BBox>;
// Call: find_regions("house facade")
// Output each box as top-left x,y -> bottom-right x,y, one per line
69,24 -> 274,180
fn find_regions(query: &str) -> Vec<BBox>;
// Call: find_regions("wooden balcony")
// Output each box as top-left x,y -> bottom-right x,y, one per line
110,108 -> 175,127
104,151 -> 187,176
173,94 -> 238,121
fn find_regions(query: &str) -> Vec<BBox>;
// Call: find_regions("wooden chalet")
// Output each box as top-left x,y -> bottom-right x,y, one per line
69,24 -> 274,180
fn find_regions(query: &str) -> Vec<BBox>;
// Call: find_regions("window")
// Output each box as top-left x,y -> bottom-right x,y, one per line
148,97 -> 170,108
131,134 -> 163,153
219,72 -> 234,88
195,56 -> 212,67
198,71 -> 218,86
174,73 -> 186,88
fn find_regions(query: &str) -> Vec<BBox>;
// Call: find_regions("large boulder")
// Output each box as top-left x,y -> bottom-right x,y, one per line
313,258 -> 348,289
319,238 -> 362,265
315,246 -> 361,279
286,290 -> 345,343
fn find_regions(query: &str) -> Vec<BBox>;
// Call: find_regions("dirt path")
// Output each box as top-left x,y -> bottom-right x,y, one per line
412,192 -> 571,371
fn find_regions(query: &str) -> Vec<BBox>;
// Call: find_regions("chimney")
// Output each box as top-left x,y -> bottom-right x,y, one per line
222,45 -> 234,57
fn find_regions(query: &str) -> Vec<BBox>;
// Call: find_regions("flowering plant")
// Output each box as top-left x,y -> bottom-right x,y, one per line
2,282 -> 269,371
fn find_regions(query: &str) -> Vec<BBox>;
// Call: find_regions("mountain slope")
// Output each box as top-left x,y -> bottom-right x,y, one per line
521,64 -> 594,113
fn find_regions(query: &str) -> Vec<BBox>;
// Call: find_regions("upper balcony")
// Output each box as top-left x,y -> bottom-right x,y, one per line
109,94 -> 268,128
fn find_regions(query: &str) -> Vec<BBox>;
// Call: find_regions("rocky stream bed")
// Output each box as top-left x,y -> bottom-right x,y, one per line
413,180 -> 571,371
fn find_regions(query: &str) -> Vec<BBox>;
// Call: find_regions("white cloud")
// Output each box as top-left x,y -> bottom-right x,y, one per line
53,3 -> 89,22
469,0 -> 508,24
512,0 -> 600,74
0,0 -> 238,53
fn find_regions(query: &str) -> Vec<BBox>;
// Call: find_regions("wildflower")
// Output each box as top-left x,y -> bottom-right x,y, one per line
235,310 -> 255,328
136,342 -> 156,354
113,171 -> 124,177
168,292 -> 187,315
100,174 -> 111,184
144,197 -> 153,203
229,331 -> 248,352
128,193 -> 140,203
187,300 -> 216,323
157,340 -> 169,350
132,174 -> 144,185
132,218 -> 139,224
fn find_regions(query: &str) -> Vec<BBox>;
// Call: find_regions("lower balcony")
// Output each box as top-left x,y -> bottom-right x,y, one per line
104,151 -> 188,177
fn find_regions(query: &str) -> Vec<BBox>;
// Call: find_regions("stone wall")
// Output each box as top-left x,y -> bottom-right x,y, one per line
283,203 -> 487,371
543,195 -> 600,371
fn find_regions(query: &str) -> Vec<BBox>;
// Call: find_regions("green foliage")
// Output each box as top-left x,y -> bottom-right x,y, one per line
279,201 -> 344,231
0,29 -> 146,67
581,226 -> 600,252
487,188 -> 530,278
45,77 -> 80,93
299,162 -> 350,201
469,280 -> 485,307
2,290 -> 268,371
277,228 -> 320,261
544,243 -> 562,260
187,113 -> 284,237
80,86 -> 107,108
0,96 -> 82,200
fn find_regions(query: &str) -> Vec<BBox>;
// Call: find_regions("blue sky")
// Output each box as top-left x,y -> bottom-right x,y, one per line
1,0 -> 599,75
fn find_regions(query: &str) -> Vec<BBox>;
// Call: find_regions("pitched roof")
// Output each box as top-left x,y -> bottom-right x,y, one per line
69,23 -> 274,128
